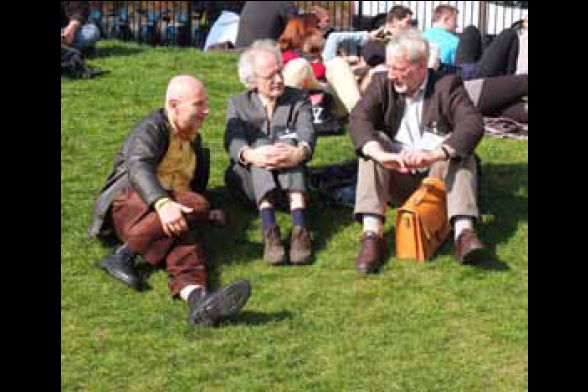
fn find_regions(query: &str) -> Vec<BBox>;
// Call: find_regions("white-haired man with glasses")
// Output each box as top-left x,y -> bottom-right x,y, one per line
224,40 -> 317,267
350,28 -> 486,274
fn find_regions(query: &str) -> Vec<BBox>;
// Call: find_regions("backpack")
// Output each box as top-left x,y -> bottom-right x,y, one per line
61,44 -> 106,79
308,161 -> 358,208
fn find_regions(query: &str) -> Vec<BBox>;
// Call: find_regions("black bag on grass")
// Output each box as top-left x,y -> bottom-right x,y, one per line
61,44 -> 106,79
308,161 -> 358,208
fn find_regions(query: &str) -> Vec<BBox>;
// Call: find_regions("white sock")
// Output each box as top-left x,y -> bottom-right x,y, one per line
363,214 -> 383,236
180,285 -> 202,302
453,216 -> 474,240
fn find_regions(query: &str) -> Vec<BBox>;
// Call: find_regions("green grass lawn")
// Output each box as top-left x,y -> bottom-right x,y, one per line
61,41 -> 528,392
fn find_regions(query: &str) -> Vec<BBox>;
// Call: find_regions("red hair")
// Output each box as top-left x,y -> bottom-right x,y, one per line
277,14 -> 321,53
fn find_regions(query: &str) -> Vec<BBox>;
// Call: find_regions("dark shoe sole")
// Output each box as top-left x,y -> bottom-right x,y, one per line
96,259 -> 144,291
356,264 -> 382,275
459,245 -> 486,265
189,280 -> 251,326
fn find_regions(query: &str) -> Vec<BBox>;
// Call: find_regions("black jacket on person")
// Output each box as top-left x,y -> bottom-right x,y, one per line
88,109 -> 210,240
235,1 -> 298,48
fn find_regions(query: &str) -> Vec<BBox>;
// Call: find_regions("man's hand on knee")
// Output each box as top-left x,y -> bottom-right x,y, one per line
156,199 -> 194,237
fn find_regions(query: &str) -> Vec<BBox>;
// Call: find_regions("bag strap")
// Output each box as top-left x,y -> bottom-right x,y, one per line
399,177 -> 446,211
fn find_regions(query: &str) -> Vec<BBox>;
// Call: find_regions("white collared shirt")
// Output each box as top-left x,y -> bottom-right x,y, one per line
361,75 -> 456,162
257,92 -> 275,120
393,75 -> 428,151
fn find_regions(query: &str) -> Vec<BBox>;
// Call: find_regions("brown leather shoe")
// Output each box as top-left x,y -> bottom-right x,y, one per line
356,231 -> 386,274
290,226 -> 312,265
455,229 -> 486,264
263,226 -> 287,266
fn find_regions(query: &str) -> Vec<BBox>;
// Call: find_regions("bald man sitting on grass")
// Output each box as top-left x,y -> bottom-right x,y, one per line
89,76 -> 251,327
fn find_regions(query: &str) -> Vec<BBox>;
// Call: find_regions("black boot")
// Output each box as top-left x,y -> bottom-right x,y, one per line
187,280 -> 252,326
97,244 -> 144,291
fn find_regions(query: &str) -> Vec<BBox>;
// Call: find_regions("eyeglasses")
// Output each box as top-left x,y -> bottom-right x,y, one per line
387,63 -> 415,77
257,69 -> 284,82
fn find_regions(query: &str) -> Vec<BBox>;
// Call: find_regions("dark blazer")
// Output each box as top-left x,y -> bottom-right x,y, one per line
224,86 -> 316,164
349,71 -> 484,159
88,109 -> 210,240
235,1 -> 298,48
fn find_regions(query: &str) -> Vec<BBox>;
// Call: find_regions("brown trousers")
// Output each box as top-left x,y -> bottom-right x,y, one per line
112,188 -> 211,297
354,132 -> 479,223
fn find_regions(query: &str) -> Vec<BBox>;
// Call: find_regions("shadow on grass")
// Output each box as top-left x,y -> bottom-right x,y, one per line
200,186 -> 263,289
221,310 -> 295,327
92,44 -> 146,59
183,311 -> 294,337
475,161 -> 528,270
129,160 -> 526,290
381,161 -> 527,271
201,179 -> 356,288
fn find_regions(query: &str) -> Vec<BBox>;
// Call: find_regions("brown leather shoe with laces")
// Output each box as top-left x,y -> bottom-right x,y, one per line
455,229 -> 486,264
356,231 -> 387,274
290,226 -> 312,265
263,226 -> 287,266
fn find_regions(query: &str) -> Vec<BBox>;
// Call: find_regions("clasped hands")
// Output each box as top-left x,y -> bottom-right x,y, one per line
374,149 -> 446,173
242,143 -> 306,170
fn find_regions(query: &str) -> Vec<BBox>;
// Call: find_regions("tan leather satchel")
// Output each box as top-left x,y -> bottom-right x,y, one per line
396,177 -> 451,262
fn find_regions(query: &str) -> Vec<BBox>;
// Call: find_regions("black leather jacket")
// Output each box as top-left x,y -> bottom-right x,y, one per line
88,109 -> 210,240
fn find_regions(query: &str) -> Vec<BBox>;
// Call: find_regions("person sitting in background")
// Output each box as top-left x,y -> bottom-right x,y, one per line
61,1 -> 101,56
277,14 -> 362,119
321,5 -> 414,65
346,6 -> 415,92
89,75 -> 251,327
516,14 -> 528,75
455,14 -> 528,80
380,5 -> 414,38
424,5 -> 460,65
204,10 -> 241,51
224,41 -> 317,266
461,74 -> 527,124
311,5 -> 331,32
235,1 -> 298,49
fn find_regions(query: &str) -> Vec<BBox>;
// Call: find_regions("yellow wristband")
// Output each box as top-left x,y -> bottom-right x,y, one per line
154,197 -> 171,212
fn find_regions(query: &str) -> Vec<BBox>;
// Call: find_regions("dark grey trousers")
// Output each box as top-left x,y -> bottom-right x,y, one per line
225,161 -> 307,207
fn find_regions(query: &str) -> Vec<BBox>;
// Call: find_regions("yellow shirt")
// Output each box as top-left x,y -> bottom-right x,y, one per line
156,119 -> 197,193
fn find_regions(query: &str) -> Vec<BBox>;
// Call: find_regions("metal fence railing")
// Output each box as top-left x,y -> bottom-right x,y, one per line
346,1 -> 527,34
68,1 -> 527,48
82,1 -> 209,48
